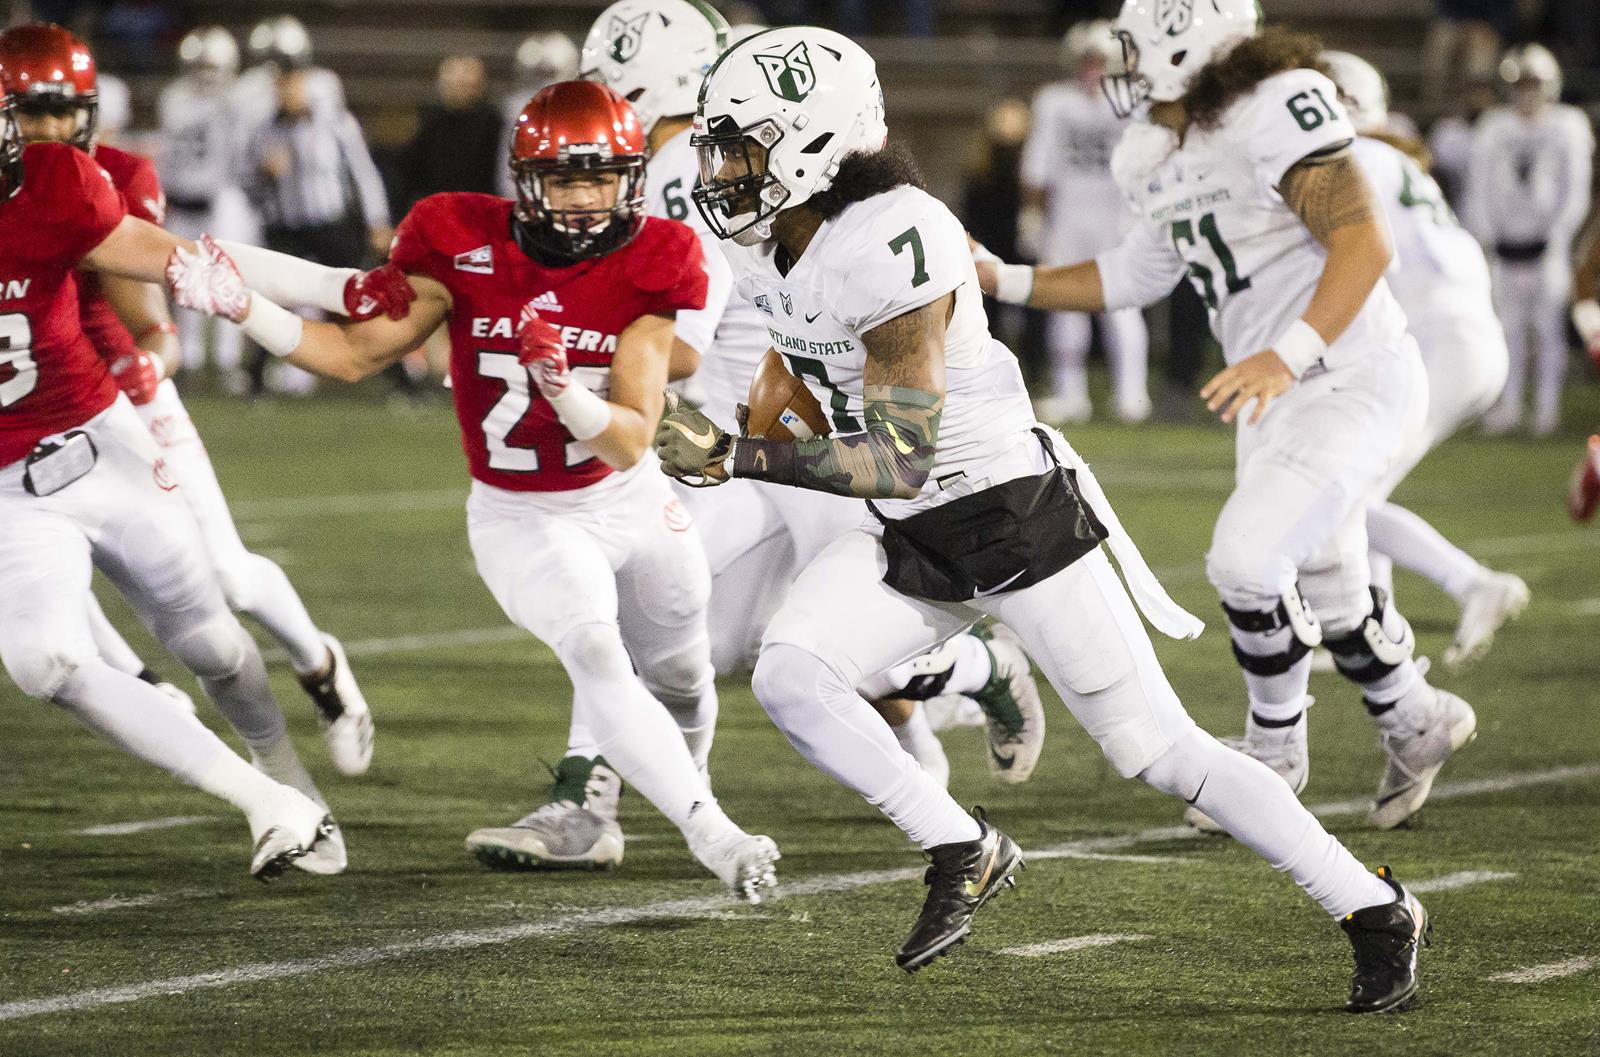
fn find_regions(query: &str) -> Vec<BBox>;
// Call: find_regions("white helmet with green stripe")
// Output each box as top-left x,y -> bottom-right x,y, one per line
580,0 -> 729,135
691,26 -> 887,246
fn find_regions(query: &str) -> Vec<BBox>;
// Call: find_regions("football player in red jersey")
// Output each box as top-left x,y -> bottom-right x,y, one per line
1,23 -> 378,781
174,81 -> 781,901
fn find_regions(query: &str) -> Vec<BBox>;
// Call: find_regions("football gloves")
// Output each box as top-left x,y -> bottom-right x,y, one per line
165,235 -> 249,323
343,264 -> 416,321
106,350 -> 163,406
516,304 -> 570,399
654,390 -> 733,487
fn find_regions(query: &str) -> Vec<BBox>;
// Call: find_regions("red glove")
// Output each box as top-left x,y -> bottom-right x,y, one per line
344,264 -> 416,321
517,303 -> 569,399
1570,435 -> 1600,523
165,235 -> 250,322
107,350 -> 163,406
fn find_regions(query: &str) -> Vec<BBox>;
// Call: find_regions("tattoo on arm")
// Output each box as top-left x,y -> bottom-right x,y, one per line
1280,148 -> 1378,245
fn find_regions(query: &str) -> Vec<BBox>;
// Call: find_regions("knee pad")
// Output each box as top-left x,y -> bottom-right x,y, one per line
1222,580 -> 1323,676
1323,586 -> 1413,683
1137,727 -> 1218,802
555,622 -> 633,682
2,638 -> 91,700
639,646 -> 714,711
752,643 -> 845,734
168,612 -> 251,681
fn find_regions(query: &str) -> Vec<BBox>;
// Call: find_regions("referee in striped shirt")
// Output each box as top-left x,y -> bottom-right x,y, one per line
243,60 -> 392,395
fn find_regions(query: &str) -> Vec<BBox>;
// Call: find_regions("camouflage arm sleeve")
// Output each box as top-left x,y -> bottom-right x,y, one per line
730,384 -> 943,499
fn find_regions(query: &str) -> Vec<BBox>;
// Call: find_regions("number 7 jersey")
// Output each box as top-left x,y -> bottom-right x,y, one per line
1096,68 -> 1409,369
388,192 -> 708,492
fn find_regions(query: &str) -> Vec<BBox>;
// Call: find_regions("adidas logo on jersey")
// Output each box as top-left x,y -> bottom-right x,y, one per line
528,290 -> 564,314
454,245 -> 494,274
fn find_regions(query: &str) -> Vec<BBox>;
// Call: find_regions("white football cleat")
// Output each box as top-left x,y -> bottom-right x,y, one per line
466,801 -> 625,870
251,744 -> 348,875
693,831 -> 780,905
1034,392 -> 1092,426
298,633 -> 375,777
1115,391 -> 1153,424
970,625 -> 1046,784
247,784 -> 337,882
1370,687 -> 1477,830
1185,705 -> 1310,834
1444,571 -> 1530,670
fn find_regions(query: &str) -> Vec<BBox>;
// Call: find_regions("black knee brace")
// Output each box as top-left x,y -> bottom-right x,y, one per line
1323,586 -> 1414,683
1222,594 -> 1319,676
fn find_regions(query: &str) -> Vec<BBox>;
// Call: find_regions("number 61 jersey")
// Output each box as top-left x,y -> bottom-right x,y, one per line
1096,68 -> 1409,370
388,192 -> 708,492
722,184 -> 1034,516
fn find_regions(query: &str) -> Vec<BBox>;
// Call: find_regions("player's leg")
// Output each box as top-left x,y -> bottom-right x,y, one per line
1039,310 -> 1093,423
82,587 -> 197,712
0,478 -> 328,879
676,477 -> 789,676
465,489 -> 776,900
1530,264 -> 1572,436
1101,307 -> 1152,423
139,381 -> 373,774
753,528 -> 1021,971
1484,263 -> 1532,432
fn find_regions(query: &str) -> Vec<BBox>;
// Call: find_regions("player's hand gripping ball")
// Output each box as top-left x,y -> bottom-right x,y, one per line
516,304 -> 570,399
654,389 -> 733,487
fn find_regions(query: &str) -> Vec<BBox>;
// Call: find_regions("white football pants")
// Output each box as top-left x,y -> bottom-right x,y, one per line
1490,256 -> 1571,427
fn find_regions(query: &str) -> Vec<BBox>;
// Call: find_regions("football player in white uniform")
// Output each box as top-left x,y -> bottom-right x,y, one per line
496,32 -> 579,199
655,26 -> 1431,1010
1020,20 -> 1149,423
1464,44 -> 1593,436
1321,51 -> 1528,668
581,1 -> 1045,796
985,3 -> 1481,851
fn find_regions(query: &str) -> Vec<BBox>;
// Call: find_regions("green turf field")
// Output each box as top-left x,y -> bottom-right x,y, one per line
2,390 -> 1597,1057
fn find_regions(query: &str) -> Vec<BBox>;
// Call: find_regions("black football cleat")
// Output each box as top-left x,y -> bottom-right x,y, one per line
1341,865 -> 1431,1013
896,807 -> 1023,973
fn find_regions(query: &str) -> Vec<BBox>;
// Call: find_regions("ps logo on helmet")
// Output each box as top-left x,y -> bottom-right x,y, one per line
608,12 -> 649,64
755,41 -> 817,103
1155,0 -> 1196,36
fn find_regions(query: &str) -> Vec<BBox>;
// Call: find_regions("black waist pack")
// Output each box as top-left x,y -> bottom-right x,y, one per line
1495,240 -> 1548,262
871,430 -> 1108,603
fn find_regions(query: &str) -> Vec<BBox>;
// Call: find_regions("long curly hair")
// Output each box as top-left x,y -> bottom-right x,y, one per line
807,144 -> 926,220
1184,27 -> 1326,131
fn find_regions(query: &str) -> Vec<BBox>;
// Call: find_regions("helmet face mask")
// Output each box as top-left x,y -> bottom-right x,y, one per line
692,117 -> 789,246
12,91 -> 95,148
1103,0 -> 1261,118
0,23 -> 99,151
0,97 -> 22,201
1102,29 -> 1146,118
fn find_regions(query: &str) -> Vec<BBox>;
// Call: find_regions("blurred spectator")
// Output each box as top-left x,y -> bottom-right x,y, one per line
232,15 -> 346,136
962,98 -> 1040,371
402,55 -> 502,208
838,0 -> 935,36
94,71 -> 128,144
159,25 -> 253,380
243,65 -> 392,396
1421,0 -> 1515,117
499,32 -> 579,197
1427,74 -> 1497,205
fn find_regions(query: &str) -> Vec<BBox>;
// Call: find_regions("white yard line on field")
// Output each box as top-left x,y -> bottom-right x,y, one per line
1406,870 -> 1517,894
1566,597 -> 1600,617
71,816 -> 219,837
50,888 -> 223,917
1487,956 -> 1596,984
10,763 -> 1596,1024
997,933 -> 1152,958
261,626 -> 528,664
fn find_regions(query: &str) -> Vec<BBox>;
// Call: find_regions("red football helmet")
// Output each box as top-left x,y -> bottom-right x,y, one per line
510,80 -> 647,261
0,24 -> 97,150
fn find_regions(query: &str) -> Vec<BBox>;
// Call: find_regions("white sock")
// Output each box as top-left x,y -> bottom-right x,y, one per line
892,705 -> 950,789
649,672 -> 720,774
565,694 -> 604,760
556,624 -> 718,835
754,643 -> 980,849
1144,730 -> 1394,917
1367,502 -> 1484,602
54,659 -> 277,813
943,634 -> 993,696
83,591 -> 145,677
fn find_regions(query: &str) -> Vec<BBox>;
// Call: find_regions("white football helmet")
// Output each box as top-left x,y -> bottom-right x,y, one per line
1063,19 -> 1120,76
515,32 -> 580,85
1321,50 -> 1388,134
179,26 -> 240,77
1499,43 -> 1562,104
581,0 -> 730,135
692,26 -> 886,246
248,15 -> 312,68
1104,0 -> 1260,117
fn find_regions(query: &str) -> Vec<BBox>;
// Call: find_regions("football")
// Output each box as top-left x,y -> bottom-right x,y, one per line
743,348 -> 831,441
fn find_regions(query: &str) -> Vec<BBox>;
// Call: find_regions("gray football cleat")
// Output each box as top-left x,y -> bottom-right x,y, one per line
970,624 -> 1046,784
247,784 -> 337,882
1370,688 -> 1477,830
466,800 -> 624,871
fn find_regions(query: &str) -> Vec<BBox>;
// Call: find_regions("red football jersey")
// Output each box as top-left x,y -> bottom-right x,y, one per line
79,144 -> 166,364
0,141 -> 127,467
389,193 -> 708,492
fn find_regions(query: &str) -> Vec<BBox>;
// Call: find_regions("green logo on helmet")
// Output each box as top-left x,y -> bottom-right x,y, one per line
755,41 -> 817,103
608,12 -> 649,63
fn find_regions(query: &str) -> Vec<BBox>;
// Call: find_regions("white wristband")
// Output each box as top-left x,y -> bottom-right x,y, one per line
239,294 -> 305,358
1272,318 -> 1327,377
993,263 -> 1035,306
216,239 -> 358,316
970,241 -> 1001,267
547,382 -> 612,442
1572,299 -> 1600,342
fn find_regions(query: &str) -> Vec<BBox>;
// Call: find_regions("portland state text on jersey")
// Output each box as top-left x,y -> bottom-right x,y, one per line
768,328 -> 855,359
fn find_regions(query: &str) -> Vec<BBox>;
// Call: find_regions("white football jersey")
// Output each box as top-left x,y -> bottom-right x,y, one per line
157,77 -> 243,203
1351,136 -> 1491,326
646,128 -> 768,425
1020,81 -> 1129,260
722,185 -> 1035,517
1097,68 -> 1408,369
1462,103 -> 1593,251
